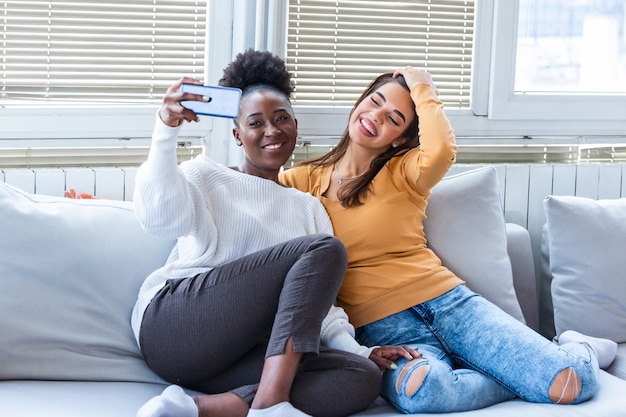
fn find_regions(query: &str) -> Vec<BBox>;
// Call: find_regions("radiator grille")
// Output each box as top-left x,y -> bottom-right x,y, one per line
1,167 -> 137,201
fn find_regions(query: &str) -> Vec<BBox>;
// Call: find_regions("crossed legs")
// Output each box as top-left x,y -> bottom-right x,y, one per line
137,234 -> 350,417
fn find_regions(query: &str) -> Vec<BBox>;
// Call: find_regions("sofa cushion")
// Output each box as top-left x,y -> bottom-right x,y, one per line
424,166 -> 525,322
505,223 -> 538,330
0,182 -> 175,382
3,373 -> 626,417
543,195 -> 626,343
538,224 -> 558,340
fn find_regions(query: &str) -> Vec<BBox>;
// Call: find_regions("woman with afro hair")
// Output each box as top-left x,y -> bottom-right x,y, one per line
132,49 -> 409,417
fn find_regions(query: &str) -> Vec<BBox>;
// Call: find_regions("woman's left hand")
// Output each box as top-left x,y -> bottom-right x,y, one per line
368,345 -> 421,371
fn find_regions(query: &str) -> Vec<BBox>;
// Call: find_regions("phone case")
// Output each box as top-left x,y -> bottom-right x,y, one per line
180,84 -> 242,118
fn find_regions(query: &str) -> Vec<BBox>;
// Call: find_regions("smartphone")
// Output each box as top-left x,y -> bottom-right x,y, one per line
180,84 -> 242,119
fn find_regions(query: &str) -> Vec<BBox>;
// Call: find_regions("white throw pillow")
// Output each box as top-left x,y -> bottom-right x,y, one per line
0,182 -> 175,382
424,167 -> 525,322
544,195 -> 626,343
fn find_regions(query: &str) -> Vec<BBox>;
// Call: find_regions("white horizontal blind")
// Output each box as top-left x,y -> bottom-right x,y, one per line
286,0 -> 474,107
1,0 -> 206,103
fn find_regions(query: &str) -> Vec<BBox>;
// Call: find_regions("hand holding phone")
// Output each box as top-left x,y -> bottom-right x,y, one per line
180,84 -> 242,119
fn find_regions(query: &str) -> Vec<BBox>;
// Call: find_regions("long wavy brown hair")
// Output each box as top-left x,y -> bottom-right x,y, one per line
295,73 -> 420,207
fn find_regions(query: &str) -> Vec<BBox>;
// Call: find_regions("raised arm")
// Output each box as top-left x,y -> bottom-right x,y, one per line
133,78 -> 206,238
394,67 -> 457,192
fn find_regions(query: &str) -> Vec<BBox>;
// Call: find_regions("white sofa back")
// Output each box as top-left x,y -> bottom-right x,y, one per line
0,166 -> 528,384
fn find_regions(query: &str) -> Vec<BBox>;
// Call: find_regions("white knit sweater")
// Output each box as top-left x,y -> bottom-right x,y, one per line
130,116 -> 372,358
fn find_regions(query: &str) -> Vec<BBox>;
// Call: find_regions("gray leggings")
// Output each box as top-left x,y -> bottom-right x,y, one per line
139,234 -> 381,417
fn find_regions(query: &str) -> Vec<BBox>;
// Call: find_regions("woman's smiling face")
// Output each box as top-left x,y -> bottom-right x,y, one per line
348,80 -> 415,152
233,89 -> 298,179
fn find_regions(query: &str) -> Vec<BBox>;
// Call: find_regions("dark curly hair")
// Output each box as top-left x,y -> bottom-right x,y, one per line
219,49 -> 293,100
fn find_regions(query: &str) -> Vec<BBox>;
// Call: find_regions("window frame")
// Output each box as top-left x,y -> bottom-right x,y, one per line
0,1 -> 221,141
487,0 -> 626,136
3,0 -> 626,144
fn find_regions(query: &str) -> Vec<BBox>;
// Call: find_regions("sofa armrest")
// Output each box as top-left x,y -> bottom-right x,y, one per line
506,223 -> 538,331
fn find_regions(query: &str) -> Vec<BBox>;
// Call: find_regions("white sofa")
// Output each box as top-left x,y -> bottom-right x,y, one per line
1,166 -> 625,417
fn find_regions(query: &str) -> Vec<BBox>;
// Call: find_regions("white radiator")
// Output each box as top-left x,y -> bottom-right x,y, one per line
1,167 -> 138,201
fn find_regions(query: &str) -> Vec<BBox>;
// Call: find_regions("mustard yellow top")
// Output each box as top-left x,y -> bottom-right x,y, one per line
280,84 -> 462,328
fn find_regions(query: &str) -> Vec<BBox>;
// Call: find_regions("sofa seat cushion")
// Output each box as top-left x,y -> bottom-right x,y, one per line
0,182 -> 175,383
543,195 -> 626,343
2,371 -> 626,417
0,381 -> 169,417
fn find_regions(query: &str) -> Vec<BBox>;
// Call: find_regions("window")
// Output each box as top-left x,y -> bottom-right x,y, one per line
278,0 -> 481,140
277,0 -> 626,165
3,0 -> 625,164
0,0 -> 210,140
515,0 -> 626,94
286,0 -> 475,108
488,0 -> 626,135
2,0 -> 206,102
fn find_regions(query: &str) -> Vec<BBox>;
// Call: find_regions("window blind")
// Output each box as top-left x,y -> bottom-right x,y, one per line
1,0 -> 206,103
286,0 -> 474,108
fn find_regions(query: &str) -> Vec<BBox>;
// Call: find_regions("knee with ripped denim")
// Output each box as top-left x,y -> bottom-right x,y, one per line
548,367 -> 582,404
394,358 -> 431,398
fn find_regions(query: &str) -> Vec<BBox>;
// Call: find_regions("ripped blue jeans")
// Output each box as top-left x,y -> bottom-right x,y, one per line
356,285 -> 598,414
